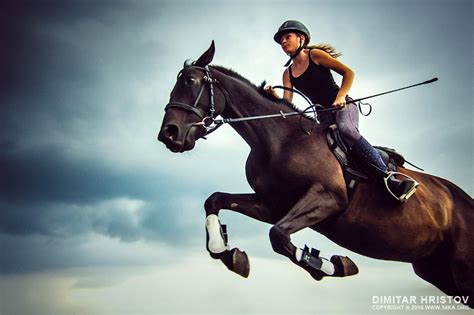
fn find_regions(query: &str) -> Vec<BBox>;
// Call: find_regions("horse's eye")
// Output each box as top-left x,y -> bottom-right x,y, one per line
186,76 -> 196,85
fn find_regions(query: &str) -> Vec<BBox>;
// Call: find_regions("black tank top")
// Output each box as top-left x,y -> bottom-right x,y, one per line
289,50 -> 340,108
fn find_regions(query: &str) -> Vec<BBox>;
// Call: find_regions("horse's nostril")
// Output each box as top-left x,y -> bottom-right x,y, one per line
163,124 -> 179,140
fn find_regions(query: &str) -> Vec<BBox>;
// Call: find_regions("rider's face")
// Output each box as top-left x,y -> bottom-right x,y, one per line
280,32 -> 303,54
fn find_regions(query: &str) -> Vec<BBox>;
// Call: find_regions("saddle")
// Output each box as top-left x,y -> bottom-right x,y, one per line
326,124 -> 406,200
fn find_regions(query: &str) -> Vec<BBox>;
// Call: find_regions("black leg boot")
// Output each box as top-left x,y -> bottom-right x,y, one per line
298,245 -> 359,280
351,137 -> 418,203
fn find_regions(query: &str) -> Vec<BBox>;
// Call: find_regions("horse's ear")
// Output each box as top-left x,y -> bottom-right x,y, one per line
195,40 -> 215,67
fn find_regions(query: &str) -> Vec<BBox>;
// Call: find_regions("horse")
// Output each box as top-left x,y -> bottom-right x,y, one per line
157,42 -> 474,307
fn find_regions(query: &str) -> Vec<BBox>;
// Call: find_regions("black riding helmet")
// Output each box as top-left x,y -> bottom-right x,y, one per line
273,20 -> 311,45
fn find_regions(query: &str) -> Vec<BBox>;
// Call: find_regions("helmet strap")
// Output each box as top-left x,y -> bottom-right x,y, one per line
284,37 -> 305,67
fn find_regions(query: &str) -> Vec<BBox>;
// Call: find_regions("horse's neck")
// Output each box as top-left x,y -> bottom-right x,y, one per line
218,75 -> 295,151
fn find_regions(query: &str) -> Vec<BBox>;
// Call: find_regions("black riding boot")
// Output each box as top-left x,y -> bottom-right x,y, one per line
351,137 -> 418,203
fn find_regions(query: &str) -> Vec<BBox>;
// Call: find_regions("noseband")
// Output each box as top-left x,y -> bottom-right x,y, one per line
165,65 -> 221,132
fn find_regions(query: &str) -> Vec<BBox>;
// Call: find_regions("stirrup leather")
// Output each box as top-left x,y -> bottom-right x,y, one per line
384,172 -> 420,203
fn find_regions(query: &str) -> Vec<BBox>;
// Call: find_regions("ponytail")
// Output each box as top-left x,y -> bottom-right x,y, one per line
306,43 -> 342,59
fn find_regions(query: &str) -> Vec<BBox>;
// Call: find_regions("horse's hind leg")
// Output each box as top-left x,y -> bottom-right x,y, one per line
411,246 -> 459,297
269,184 -> 358,281
204,192 -> 276,278
451,229 -> 474,308
447,194 -> 474,308
451,256 -> 474,308
412,243 -> 474,308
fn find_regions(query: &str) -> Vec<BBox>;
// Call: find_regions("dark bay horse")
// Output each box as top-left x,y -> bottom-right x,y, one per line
157,42 -> 474,307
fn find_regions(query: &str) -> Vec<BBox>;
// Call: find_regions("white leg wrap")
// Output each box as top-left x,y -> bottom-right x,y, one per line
206,214 -> 227,254
320,258 -> 335,275
295,248 -> 303,262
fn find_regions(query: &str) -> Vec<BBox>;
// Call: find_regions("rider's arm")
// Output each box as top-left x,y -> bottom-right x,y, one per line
310,49 -> 354,106
282,68 -> 293,102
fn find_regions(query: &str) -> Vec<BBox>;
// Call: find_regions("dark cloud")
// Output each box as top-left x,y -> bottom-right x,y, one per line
0,0 -> 229,272
2,147 -> 126,204
0,232 -> 180,274
0,144 -> 207,237
1,0 -> 123,91
1,144 -> 164,204
2,0 -> 127,21
1,1 -> 165,144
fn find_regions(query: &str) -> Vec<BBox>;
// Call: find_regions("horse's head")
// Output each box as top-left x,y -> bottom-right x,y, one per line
158,41 -> 226,153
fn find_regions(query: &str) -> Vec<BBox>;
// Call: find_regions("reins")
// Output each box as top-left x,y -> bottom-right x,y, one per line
209,77 -> 439,127
165,64 -> 438,137
272,85 -> 373,116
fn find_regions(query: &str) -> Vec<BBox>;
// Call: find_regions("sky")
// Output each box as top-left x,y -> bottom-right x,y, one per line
1,0 -> 473,314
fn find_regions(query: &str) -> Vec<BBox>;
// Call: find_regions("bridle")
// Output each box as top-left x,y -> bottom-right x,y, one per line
163,63 -> 323,137
164,65 -> 224,137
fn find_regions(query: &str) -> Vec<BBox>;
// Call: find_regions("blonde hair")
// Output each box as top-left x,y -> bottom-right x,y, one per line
306,43 -> 342,59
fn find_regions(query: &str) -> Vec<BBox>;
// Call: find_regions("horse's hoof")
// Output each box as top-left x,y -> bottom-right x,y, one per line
212,248 -> 250,278
229,248 -> 250,278
330,255 -> 359,277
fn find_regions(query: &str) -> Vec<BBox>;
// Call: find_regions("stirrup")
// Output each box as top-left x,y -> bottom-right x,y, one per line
384,172 -> 420,203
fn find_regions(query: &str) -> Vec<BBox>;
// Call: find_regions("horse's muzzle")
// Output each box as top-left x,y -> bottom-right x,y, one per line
158,123 -> 182,152
158,122 -> 197,153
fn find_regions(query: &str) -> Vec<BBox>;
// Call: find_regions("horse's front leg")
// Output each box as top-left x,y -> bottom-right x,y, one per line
204,192 -> 275,278
269,184 -> 359,281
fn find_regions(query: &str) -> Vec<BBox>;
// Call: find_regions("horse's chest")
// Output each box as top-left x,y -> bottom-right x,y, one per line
246,156 -> 303,207
247,164 -> 277,194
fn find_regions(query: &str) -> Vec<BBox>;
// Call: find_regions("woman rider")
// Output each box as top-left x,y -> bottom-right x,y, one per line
265,19 -> 420,279
268,20 -> 419,204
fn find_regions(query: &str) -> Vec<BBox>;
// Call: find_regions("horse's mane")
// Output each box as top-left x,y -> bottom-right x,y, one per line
212,65 -> 308,115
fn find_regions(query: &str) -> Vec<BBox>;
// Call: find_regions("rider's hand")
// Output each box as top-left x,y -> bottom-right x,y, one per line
332,95 -> 346,108
264,85 -> 280,99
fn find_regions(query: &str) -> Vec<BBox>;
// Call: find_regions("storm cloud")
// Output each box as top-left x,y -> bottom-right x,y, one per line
1,1 -> 226,274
